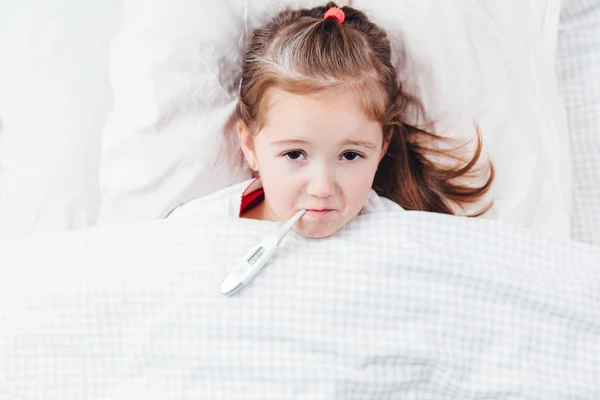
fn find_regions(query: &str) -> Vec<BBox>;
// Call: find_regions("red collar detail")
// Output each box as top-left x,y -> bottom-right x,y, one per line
238,177 -> 264,217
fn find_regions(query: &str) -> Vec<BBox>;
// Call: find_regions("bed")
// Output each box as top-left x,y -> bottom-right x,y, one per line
0,0 -> 599,398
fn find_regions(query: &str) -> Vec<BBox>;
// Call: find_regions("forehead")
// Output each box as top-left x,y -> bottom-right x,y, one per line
260,87 -> 382,141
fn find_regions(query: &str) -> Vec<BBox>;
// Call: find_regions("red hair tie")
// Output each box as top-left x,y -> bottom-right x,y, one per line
324,7 -> 345,24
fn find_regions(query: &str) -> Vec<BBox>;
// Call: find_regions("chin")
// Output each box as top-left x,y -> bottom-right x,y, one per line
294,221 -> 340,239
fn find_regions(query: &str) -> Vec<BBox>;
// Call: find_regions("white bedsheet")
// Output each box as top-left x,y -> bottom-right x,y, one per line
0,212 -> 598,398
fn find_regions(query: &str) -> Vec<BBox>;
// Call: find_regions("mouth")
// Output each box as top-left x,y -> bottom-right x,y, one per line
306,209 -> 334,216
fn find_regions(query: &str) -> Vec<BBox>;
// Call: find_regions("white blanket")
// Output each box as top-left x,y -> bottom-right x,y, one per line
0,212 -> 599,399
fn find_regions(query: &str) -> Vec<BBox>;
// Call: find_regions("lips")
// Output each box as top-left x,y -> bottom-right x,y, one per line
306,209 -> 334,215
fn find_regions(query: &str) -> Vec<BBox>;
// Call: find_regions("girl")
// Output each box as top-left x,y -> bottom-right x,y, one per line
169,2 -> 494,239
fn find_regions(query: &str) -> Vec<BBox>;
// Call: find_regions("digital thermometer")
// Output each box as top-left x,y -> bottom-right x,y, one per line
220,209 -> 306,296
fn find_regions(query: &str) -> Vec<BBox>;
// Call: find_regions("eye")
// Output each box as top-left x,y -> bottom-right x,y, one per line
341,151 -> 363,161
284,151 -> 305,161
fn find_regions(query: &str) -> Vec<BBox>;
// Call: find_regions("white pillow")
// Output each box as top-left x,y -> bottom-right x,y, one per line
0,0 -> 122,236
98,0 -> 571,239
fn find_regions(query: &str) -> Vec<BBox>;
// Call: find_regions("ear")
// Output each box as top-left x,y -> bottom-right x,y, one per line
379,137 -> 390,162
237,120 -> 258,171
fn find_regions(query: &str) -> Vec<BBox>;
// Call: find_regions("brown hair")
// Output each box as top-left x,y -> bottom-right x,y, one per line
238,2 -> 494,216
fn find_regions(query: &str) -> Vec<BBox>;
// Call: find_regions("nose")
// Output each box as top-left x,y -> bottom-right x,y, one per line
306,166 -> 336,198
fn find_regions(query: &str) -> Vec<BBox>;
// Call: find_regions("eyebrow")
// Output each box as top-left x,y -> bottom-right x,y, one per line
271,139 -> 378,149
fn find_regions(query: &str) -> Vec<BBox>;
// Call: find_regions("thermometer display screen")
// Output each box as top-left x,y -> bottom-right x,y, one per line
247,246 -> 265,266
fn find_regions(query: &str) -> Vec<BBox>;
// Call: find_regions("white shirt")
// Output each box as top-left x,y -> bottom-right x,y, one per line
168,177 -> 402,219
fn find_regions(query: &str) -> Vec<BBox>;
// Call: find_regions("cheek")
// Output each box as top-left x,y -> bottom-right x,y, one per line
262,177 -> 299,217
256,156 -> 300,210
343,174 -> 372,208
341,160 -> 380,190
258,157 -> 293,186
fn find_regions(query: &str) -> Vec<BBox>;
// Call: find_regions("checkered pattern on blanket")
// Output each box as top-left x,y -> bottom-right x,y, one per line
556,0 -> 600,246
0,212 -> 599,399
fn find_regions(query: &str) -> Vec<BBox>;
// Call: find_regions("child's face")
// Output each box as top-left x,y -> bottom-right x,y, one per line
238,88 -> 387,238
